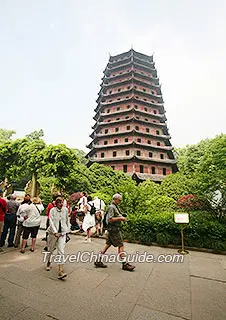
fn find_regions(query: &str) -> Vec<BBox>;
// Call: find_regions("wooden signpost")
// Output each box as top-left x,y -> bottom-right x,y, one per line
174,213 -> 189,255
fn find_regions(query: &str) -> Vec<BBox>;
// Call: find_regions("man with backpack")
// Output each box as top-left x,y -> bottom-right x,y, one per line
94,193 -> 135,271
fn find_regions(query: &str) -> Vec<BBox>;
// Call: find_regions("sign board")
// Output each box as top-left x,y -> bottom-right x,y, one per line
174,213 -> 189,224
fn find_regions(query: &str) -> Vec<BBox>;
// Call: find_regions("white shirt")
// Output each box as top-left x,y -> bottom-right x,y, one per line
48,206 -> 70,235
22,203 -> 44,227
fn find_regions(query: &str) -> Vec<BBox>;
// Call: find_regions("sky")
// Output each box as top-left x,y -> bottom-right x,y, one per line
0,0 -> 226,152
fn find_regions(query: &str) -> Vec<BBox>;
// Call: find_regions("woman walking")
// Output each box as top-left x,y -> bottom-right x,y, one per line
45,196 -> 70,280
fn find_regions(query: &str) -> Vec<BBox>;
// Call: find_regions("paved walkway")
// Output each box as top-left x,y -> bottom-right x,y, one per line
0,228 -> 226,320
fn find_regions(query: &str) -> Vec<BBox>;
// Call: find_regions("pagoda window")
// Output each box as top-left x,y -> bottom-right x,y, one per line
135,96 -> 139,99
153,120 -> 156,123
135,126 -> 139,131
123,165 -> 127,173
118,88 -> 121,92
136,116 -> 140,119
146,128 -> 150,133
147,140 -> 151,144
143,89 -> 146,92
137,138 -> 141,143
126,96 -> 129,99
127,86 -> 131,89
125,116 -> 129,119
126,126 -> 130,130
114,139 -> 118,144
156,130 -> 160,135
119,72 -> 122,75
151,167 -> 156,174
104,141 -> 108,145
149,152 -> 153,158
160,154 -> 164,159
134,86 -> 137,89
144,108 -> 147,112
144,98 -> 147,101
151,90 -> 155,94
101,153 -> 104,158
157,142 -> 160,146
125,138 -> 128,142
105,129 -> 108,134
117,98 -> 121,101
154,110 -> 157,114
127,105 -> 130,109
111,166 -> 115,170
163,168 -> 167,175
115,127 -> 119,132
109,90 -> 112,94
116,118 -> 120,121
134,105 -> 138,109
107,109 -> 110,113
113,151 -> 117,157
140,165 -> 144,173
137,150 -> 141,156
108,119 -> 111,122
117,107 -> 120,111
145,118 -> 148,122
126,150 -> 130,156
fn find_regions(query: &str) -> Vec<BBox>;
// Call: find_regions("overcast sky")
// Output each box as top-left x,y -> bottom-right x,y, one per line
0,0 -> 225,152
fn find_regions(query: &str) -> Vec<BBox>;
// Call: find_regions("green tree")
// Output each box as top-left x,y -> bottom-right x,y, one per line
0,129 -> 16,144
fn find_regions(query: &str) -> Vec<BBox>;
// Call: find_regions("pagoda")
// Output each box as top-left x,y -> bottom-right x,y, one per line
86,49 -> 177,183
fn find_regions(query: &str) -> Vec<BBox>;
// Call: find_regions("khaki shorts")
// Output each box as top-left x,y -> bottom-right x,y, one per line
0,221 -> 4,234
106,230 -> 123,248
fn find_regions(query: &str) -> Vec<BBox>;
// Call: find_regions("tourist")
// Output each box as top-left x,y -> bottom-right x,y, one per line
77,191 -> 87,232
45,196 -> 70,280
20,197 -> 44,253
94,193 -> 135,271
0,194 -> 19,248
93,196 -> 105,236
0,189 -> 7,252
82,196 -> 95,243
14,194 -> 31,248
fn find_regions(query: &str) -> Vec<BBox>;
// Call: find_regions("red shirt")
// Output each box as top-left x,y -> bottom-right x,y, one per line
46,202 -> 56,219
0,198 -> 7,222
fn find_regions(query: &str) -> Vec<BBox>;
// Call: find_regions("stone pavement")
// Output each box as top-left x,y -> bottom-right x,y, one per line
0,229 -> 226,320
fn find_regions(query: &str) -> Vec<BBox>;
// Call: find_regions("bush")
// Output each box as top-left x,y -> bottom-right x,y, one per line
177,194 -> 203,211
123,211 -> 226,251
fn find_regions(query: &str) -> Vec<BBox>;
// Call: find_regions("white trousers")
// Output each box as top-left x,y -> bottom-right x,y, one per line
46,233 -> 66,265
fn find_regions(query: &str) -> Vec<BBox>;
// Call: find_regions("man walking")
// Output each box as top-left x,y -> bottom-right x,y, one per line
94,193 -> 135,271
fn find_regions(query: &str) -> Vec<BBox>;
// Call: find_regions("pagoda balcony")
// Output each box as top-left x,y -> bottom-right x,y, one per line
94,108 -> 166,122
90,129 -> 171,140
97,87 -> 163,103
88,141 -> 173,151
91,116 -> 167,130
102,72 -> 160,90
105,57 -> 156,73
95,95 -> 163,114
128,172 -> 165,182
136,156 -> 176,164
103,69 -> 159,85
87,155 -> 176,164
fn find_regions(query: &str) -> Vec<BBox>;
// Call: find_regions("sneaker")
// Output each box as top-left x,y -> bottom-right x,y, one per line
58,272 -> 67,280
122,263 -> 135,271
94,261 -> 107,268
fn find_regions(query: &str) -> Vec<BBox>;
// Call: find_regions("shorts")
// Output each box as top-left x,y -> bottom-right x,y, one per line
106,230 -> 123,247
22,226 -> 40,239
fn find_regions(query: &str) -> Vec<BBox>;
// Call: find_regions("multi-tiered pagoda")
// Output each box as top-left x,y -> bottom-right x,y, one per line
86,49 -> 177,183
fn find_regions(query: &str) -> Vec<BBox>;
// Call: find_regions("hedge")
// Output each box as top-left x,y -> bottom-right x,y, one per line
122,211 -> 226,251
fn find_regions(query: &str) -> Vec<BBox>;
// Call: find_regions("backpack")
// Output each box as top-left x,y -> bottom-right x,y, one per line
89,203 -> 96,215
102,212 -> 109,231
